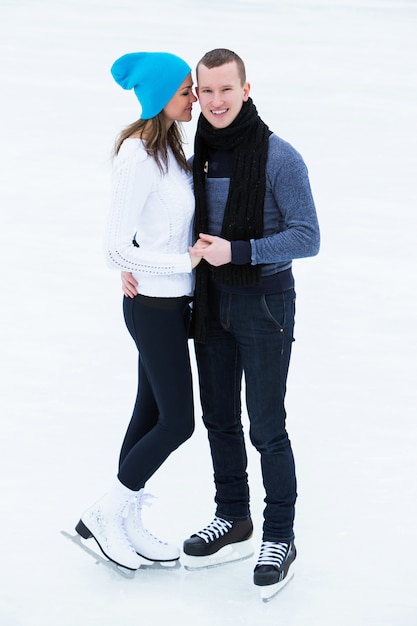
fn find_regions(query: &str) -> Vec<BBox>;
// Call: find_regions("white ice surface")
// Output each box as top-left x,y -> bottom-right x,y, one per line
0,1 -> 416,624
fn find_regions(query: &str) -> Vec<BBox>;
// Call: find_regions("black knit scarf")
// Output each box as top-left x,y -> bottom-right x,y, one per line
192,98 -> 271,342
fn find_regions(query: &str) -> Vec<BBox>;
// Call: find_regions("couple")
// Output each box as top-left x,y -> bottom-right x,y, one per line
76,48 -> 320,595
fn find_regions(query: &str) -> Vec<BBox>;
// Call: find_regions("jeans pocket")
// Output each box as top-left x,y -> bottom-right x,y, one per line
261,291 -> 296,336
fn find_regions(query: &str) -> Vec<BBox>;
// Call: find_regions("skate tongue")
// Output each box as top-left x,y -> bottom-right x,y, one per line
123,490 -> 155,521
128,491 -> 166,545
139,491 -> 157,508
196,517 -> 233,542
256,541 -> 289,568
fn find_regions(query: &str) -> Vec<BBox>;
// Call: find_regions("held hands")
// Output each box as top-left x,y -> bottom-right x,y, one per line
189,235 -> 210,268
121,234 -> 230,295
189,234 -> 232,268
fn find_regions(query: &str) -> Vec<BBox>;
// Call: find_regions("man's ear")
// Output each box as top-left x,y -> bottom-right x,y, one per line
243,81 -> 251,102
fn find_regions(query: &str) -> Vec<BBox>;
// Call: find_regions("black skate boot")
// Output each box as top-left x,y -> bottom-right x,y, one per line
182,516 -> 253,569
254,541 -> 296,602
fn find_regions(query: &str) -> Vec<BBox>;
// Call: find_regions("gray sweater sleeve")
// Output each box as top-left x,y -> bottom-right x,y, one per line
250,134 -> 320,265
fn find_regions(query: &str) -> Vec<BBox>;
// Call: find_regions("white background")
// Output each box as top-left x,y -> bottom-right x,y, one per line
0,0 -> 416,624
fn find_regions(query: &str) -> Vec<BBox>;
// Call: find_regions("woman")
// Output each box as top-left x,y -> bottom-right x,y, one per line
76,52 -> 199,571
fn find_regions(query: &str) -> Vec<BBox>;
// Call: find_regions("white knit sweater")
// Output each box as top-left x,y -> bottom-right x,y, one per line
105,138 -> 195,297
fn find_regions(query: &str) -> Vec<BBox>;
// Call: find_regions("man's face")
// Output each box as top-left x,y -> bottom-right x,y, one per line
196,61 -> 250,129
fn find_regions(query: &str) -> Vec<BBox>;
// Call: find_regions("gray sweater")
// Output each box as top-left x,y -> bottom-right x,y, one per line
204,133 -> 320,281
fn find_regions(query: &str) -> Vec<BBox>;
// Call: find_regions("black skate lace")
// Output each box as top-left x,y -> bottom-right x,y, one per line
196,517 -> 233,543
256,541 -> 290,569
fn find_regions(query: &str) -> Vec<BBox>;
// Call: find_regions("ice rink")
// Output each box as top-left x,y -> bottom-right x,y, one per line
1,1 -> 416,624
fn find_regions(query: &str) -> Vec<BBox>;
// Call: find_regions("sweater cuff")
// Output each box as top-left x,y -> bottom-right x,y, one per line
179,252 -> 193,273
231,240 -> 252,265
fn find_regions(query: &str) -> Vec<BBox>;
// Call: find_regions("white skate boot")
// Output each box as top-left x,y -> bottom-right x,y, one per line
75,479 -> 144,570
125,489 -> 180,563
124,489 -> 180,563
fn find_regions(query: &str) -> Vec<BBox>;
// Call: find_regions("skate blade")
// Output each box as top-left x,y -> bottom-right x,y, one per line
259,570 -> 294,603
61,530 -> 137,578
139,557 -> 181,570
62,530 -> 181,573
182,539 -> 254,571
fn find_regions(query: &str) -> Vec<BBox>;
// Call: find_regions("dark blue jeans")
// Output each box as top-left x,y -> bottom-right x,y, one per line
194,284 -> 297,542
119,295 -> 194,491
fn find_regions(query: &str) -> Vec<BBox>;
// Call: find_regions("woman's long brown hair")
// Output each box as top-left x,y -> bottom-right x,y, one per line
113,114 -> 190,173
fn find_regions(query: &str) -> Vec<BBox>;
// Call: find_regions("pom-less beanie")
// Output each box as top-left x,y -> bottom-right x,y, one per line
111,52 -> 192,119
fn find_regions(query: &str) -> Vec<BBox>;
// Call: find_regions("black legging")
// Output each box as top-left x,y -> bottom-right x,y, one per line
118,294 -> 195,491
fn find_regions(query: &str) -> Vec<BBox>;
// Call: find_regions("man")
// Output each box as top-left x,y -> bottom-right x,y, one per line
122,48 -> 320,597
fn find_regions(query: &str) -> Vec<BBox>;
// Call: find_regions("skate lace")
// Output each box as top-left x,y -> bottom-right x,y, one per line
125,491 -> 168,546
121,496 -> 136,518
138,492 -> 157,509
107,497 -> 137,550
123,496 -> 136,513
195,517 -> 233,544
256,541 -> 290,569
121,491 -> 154,522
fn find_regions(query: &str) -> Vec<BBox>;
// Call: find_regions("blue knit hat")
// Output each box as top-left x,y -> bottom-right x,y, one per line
111,52 -> 192,120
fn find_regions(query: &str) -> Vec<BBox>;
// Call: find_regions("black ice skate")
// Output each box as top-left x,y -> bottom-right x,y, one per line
182,516 -> 254,570
253,540 -> 296,602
